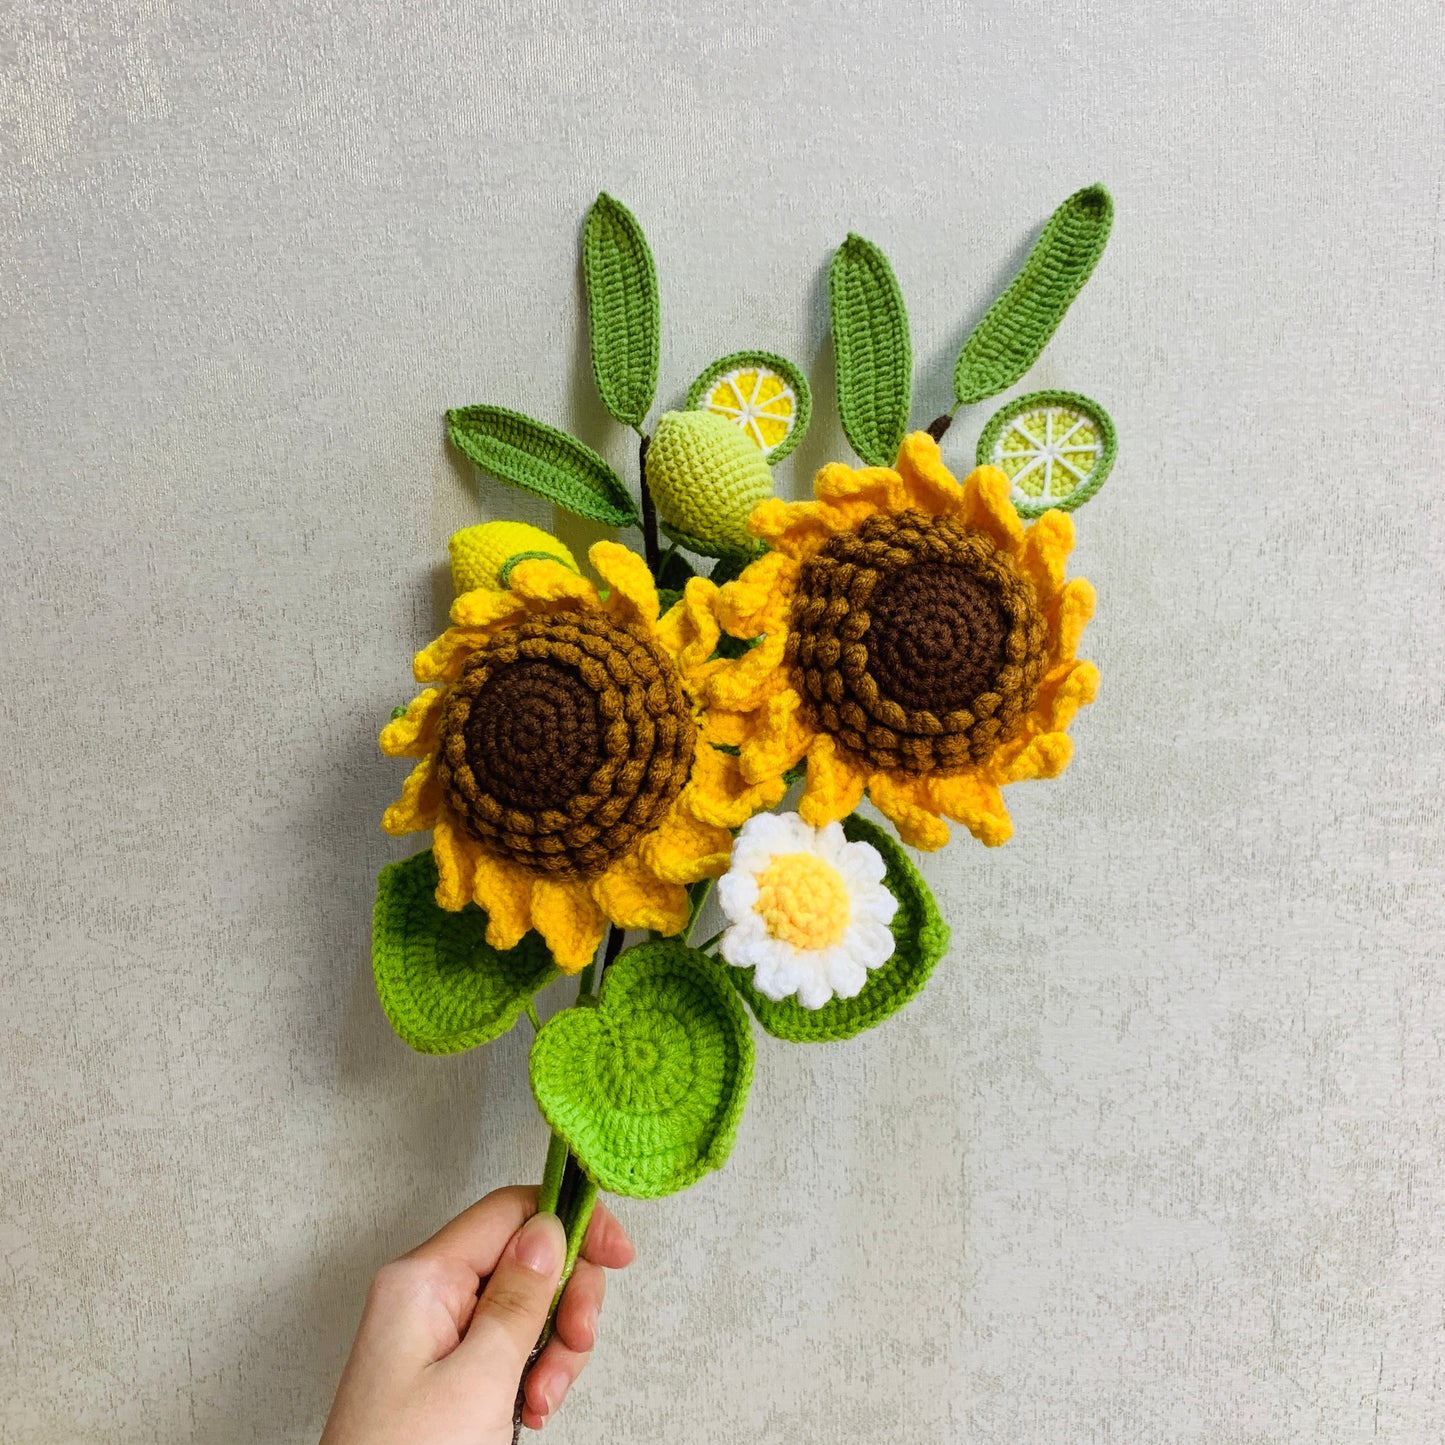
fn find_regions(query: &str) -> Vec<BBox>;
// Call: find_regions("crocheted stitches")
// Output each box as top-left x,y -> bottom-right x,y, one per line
529,941 -> 754,1198
829,234 -> 912,468
435,611 -> 696,876
952,185 -> 1113,406
789,508 -> 1048,773
447,405 -> 639,527
729,816 -> 949,1042
373,849 -> 557,1055
582,193 -> 660,430
976,389 -> 1117,518
449,521 -> 578,597
645,410 -> 773,561
686,351 -> 812,463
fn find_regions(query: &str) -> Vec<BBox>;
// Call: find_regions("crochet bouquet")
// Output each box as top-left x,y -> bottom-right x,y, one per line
373,187 -> 1114,1393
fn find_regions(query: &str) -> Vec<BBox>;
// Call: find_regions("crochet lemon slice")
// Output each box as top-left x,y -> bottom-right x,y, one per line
976,389 -> 1116,518
687,350 -> 811,463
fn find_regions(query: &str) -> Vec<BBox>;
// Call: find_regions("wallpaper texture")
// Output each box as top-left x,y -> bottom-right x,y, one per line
2,1 -> 1443,1441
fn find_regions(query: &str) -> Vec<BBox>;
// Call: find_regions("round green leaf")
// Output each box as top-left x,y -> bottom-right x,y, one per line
529,941 -> 754,1198
728,815 -> 950,1042
685,350 -> 812,463
976,389 -> 1116,518
373,850 -> 557,1055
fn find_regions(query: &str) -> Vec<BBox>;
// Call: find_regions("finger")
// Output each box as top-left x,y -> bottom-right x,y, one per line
524,1337 -> 591,1426
578,1202 -> 635,1270
449,1211 -> 565,1382
554,1259 -> 606,1353
404,1185 -> 538,1281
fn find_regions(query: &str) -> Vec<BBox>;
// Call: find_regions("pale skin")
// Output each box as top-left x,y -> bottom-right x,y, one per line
321,1186 -> 635,1442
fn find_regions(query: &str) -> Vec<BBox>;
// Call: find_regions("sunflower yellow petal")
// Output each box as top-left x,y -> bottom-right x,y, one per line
715,551 -> 797,638
688,744 -> 788,828
702,707 -> 750,747
707,627 -> 789,712
747,498 -> 839,559
593,850 -> 690,935
380,689 -> 444,758
739,686 -> 813,784
432,815 -> 480,909
797,733 -> 867,826
507,557 -> 599,607
531,877 -> 607,973
959,464 -> 1025,552
1051,577 -> 1097,661
868,771 -> 952,851
1035,658 -> 1100,734
449,588 -> 526,629
640,805 -> 734,884
926,772 -> 1012,847
1017,510 -> 1075,603
414,628 -> 490,684
813,461 -> 908,513
894,432 -> 968,517
472,851 -> 534,951
993,732 -> 1074,785
381,756 -> 442,834
592,541 -> 659,626
655,576 -> 722,686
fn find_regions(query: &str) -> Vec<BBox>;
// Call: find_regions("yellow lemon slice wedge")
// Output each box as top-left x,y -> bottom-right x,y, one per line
687,351 -> 811,463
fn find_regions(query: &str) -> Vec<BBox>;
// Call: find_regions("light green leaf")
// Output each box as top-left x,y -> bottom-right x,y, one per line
447,405 -> 639,527
529,941 -> 753,1198
953,184 -> 1113,406
373,850 -> 557,1055
582,193 -> 660,429
829,234 -> 912,468
728,816 -> 950,1042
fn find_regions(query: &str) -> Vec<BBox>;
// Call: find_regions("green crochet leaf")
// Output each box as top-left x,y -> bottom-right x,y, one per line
529,940 -> 754,1199
729,816 -> 950,1042
952,184 -> 1114,406
976,389 -> 1117,518
685,350 -> 812,463
447,405 -> 640,528
829,234 -> 912,468
582,193 -> 660,429
373,849 -> 558,1055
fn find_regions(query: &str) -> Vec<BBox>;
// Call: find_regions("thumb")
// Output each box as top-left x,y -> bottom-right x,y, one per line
456,1210 -> 566,1381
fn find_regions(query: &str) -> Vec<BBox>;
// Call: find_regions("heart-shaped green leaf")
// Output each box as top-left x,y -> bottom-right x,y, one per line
728,816 -> 950,1042
529,941 -> 754,1198
446,405 -> 640,528
582,193 -> 660,429
373,850 -> 557,1055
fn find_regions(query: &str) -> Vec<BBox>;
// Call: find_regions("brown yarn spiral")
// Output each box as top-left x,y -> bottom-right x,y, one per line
435,612 -> 696,875
787,509 -> 1048,772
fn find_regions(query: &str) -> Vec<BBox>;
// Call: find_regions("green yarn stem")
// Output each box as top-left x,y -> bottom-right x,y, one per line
558,1173 -> 599,1295
537,1130 -> 569,1216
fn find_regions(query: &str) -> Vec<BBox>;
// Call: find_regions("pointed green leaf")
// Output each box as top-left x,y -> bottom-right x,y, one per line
829,234 -> 912,468
953,184 -> 1114,406
582,193 -> 660,429
685,349 -> 812,462
530,941 -> 754,1198
373,850 -> 558,1055
447,405 -> 640,527
728,816 -> 950,1042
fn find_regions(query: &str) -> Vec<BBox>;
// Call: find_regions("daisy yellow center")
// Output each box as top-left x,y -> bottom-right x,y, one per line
753,852 -> 851,951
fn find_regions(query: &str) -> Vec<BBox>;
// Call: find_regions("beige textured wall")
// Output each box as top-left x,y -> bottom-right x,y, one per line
3,1 -> 1444,1441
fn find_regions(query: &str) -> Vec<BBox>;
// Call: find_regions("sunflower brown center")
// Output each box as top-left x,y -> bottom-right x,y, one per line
787,509 -> 1048,773
435,611 -> 695,876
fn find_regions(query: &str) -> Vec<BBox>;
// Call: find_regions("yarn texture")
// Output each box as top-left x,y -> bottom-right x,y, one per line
705,431 -> 1100,851
686,350 -> 812,463
952,184 -> 1113,406
729,815 -> 949,1042
449,521 -> 578,597
828,233 -> 912,468
529,940 -> 754,1198
976,389 -> 1117,518
582,193 -> 660,429
645,410 -> 774,560
373,849 -> 556,1054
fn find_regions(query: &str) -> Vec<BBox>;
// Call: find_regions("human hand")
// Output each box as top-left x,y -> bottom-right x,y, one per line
321,1184 -> 634,1442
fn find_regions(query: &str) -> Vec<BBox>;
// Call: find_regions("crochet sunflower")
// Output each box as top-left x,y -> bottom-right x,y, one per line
380,538 -> 782,970
705,431 -> 1100,851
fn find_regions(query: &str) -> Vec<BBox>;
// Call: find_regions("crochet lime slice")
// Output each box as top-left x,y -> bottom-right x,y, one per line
728,816 -> 950,1043
373,850 -> 557,1055
976,389 -> 1116,518
687,351 -> 812,462
529,941 -> 754,1198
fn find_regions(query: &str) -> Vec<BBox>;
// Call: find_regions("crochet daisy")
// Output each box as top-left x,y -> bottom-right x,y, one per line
717,812 -> 898,1009
380,539 -> 784,971
705,432 -> 1099,850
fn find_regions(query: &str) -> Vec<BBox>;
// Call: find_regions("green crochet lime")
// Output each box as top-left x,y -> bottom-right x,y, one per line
976,389 -> 1116,518
529,941 -> 754,1198
728,816 -> 950,1042
373,850 -> 557,1055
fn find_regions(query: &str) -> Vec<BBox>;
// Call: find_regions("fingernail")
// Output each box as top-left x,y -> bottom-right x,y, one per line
516,1212 -> 565,1276
585,1304 -> 600,1344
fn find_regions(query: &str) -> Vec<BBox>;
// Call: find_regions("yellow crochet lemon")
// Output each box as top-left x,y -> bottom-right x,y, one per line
686,351 -> 811,463
448,521 -> 578,596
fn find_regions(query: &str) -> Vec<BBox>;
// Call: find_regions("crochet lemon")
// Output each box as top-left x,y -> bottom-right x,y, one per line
449,520 -> 579,595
